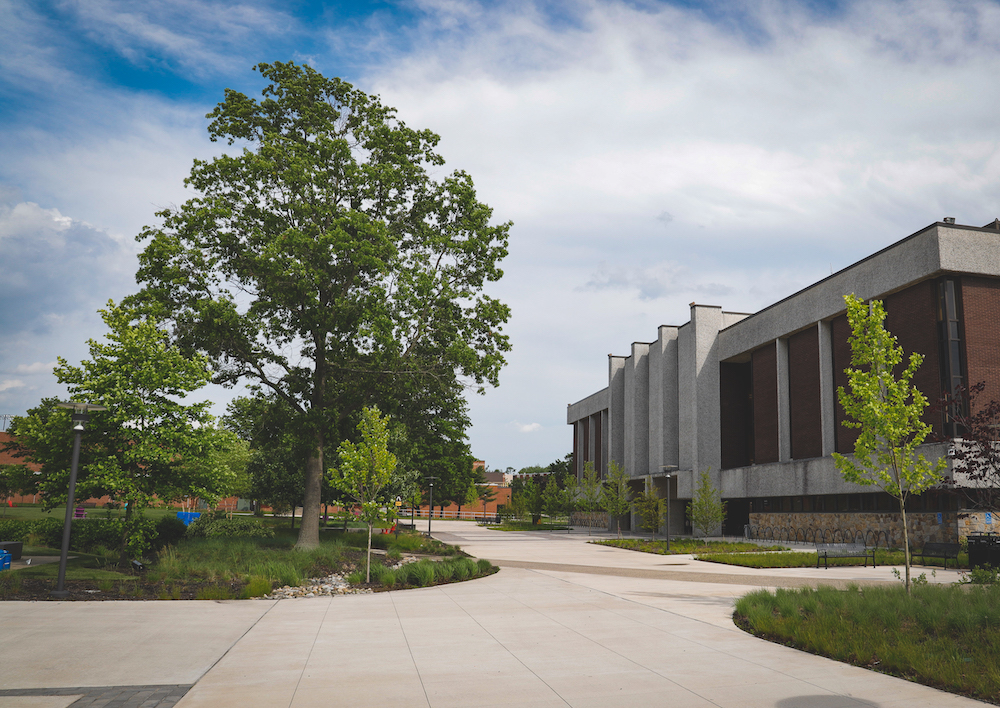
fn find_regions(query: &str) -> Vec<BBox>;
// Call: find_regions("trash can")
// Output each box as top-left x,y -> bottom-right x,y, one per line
176,511 -> 202,526
967,532 -> 1000,569
0,550 -> 10,571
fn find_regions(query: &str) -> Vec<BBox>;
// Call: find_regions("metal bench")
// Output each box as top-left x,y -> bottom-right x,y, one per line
913,542 -> 960,569
816,543 -> 876,569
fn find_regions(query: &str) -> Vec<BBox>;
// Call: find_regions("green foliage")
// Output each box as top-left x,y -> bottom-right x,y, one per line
595,538 -> 773,555
686,470 -> 726,537
960,564 -> 1000,585
129,61 -> 511,550
633,476 -> 664,536
601,461 -> 632,537
542,476 -> 567,519
832,294 -> 947,591
330,406 -> 398,582
185,516 -> 275,539
241,576 -> 274,598
154,515 -> 189,549
735,584 -> 1000,702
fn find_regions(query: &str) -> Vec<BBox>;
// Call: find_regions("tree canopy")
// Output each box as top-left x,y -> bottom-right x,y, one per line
130,61 -> 511,548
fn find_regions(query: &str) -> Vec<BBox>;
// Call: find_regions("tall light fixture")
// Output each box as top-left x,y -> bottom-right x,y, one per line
660,465 -> 678,552
425,476 -> 439,537
52,401 -> 106,598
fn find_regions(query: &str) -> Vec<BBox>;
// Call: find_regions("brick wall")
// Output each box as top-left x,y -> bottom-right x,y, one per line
752,345 -> 778,463
883,281 -> 943,434
788,327 -> 822,459
961,276 -> 1000,397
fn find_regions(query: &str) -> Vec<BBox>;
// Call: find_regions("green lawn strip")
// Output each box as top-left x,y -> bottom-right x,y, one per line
734,584 -> 1000,703
594,538 -> 781,555
487,521 -> 569,531
1,505 -> 181,522
697,549 -> 967,569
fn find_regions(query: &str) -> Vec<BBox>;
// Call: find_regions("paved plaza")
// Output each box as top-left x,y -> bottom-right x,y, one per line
0,522 -> 987,707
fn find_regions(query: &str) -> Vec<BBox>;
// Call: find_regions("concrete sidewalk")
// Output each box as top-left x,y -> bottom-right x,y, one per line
0,521 -> 986,707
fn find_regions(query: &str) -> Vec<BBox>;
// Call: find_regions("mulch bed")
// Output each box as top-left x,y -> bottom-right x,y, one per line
1,578 -> 246,601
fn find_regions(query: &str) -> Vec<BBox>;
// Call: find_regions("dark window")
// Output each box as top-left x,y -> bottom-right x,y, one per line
938,278 -> 965,435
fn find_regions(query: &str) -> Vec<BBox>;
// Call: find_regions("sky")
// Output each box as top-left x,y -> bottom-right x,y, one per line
2,0 -> 1000,470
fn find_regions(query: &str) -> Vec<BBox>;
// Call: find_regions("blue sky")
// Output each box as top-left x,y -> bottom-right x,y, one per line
2,0 -> 1000,470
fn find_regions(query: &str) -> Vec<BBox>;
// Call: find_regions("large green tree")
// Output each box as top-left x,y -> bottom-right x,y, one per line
832,294 -> 947,592
3,302 -> 220,559
131,62 -> 511,548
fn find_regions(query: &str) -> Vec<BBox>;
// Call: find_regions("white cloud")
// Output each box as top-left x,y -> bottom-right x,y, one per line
15,362 -> 57,375
0,380 -> 25,393
510,420 -> 542,434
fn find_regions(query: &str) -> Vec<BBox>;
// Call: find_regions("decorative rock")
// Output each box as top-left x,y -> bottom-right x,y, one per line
257,554 -> 420,599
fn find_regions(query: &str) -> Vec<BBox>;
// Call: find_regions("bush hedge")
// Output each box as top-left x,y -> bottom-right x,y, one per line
185,515 -> 275,539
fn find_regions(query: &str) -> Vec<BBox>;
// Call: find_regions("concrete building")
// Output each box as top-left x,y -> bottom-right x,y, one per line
567,219 -> 1000,545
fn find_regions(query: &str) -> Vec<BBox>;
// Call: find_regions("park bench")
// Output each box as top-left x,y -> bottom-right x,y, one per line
816,543 -> 876,569
913,542 -> 960,569
73,507 -> 87,519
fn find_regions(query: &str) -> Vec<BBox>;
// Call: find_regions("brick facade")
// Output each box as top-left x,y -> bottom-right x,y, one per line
752,345 -> 778,464
961,276 -> 1000,396
883,281 -> 943,434
788,327 -> 822,459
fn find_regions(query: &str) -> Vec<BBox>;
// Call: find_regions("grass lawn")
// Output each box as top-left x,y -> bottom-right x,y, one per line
594,538 -> 782,555
0,505 -> 180,522
487,520 -> 569,531
0,528 -> 480,601
735,583 -> 1000,703
696,549 -> 969,569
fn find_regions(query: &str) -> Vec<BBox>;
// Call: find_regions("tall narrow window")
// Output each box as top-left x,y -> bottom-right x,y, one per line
938,278 -> 965,435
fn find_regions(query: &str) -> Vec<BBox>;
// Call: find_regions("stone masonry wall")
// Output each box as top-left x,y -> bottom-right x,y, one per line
748,511 -> 958,546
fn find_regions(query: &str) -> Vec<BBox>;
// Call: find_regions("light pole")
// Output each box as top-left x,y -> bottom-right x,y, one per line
425,476 -> 439,537
52,401 -> 106,598
660,465 -> 677,552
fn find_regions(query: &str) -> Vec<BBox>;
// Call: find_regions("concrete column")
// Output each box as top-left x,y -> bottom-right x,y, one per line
649,325 -> 680,474
679,304 -> 724,494
818,319 -> 837,457
677,323 -> 695,474
624,342 -> 649,477
608,355 -> 626,470
777,337 -> 791,462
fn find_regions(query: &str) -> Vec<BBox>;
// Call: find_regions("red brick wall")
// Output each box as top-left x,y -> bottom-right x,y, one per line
720,361 -> 753,468
962,276 -> 1000,398
752,344 -> 778,463
788,327 -> 822,459
883,281 -> 943,434
831,313 -> 860,453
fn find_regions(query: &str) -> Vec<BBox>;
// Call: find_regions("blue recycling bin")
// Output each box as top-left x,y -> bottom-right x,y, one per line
176,511 -> 202,526
0,550 -> 10,571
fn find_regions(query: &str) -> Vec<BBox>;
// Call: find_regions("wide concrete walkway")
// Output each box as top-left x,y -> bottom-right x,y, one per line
0,522 -> 986,707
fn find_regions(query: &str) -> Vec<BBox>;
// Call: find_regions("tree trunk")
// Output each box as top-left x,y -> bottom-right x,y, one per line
295,445 -> 323,550
901,499 -> 911,594
366,522 -> 373,583
119,501 -> 133,567
290,505 -> 295,529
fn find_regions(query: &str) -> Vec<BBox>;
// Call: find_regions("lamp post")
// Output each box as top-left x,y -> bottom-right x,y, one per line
660,465 -> 677,552
425,476 -> 439,537
52,401 -> 106,598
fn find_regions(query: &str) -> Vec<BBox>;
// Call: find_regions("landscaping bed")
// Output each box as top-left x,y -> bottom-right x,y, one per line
734,583 -> 1000,704
594,538 -> 782,555
0,526 -> 495,601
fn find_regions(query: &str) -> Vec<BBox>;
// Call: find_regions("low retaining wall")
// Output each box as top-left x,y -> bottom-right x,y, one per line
747,511 -> 958,547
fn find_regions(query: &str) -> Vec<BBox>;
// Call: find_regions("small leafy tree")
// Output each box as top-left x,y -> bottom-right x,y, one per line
832,294 -> 947,593
478,482 -> 497,521
937,381 -> 1000,511
687,470 -> 726,537
634,476 -> 664,538
542,475 -> 564,520
523,477 -> 544,524
601,461 -> 631,538
330,406 -> 398,583
578,461 -> 603,534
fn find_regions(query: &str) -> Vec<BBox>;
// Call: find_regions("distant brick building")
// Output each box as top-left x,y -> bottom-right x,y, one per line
567,219 -> 1000,545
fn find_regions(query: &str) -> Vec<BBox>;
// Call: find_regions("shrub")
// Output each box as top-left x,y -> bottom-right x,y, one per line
476,558 -> 494,575
242,576 -> 274,598
186,516 -> 274,539
154,516 -> 188,549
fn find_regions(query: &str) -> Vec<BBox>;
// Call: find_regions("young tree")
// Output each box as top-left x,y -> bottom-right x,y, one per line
522,476 -> 545,524
578,461 -> 603,534
330,406 -> 397,583
130,61 -> 511,549
634,476 -> 664,538
478,481 -> 497,521
832,294 -> 947,592
542,475 -> 564,520
687,470 -> 726,537
937,381 -> 1000,511
601,461 -> 632,538
5,303 -> 218,560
